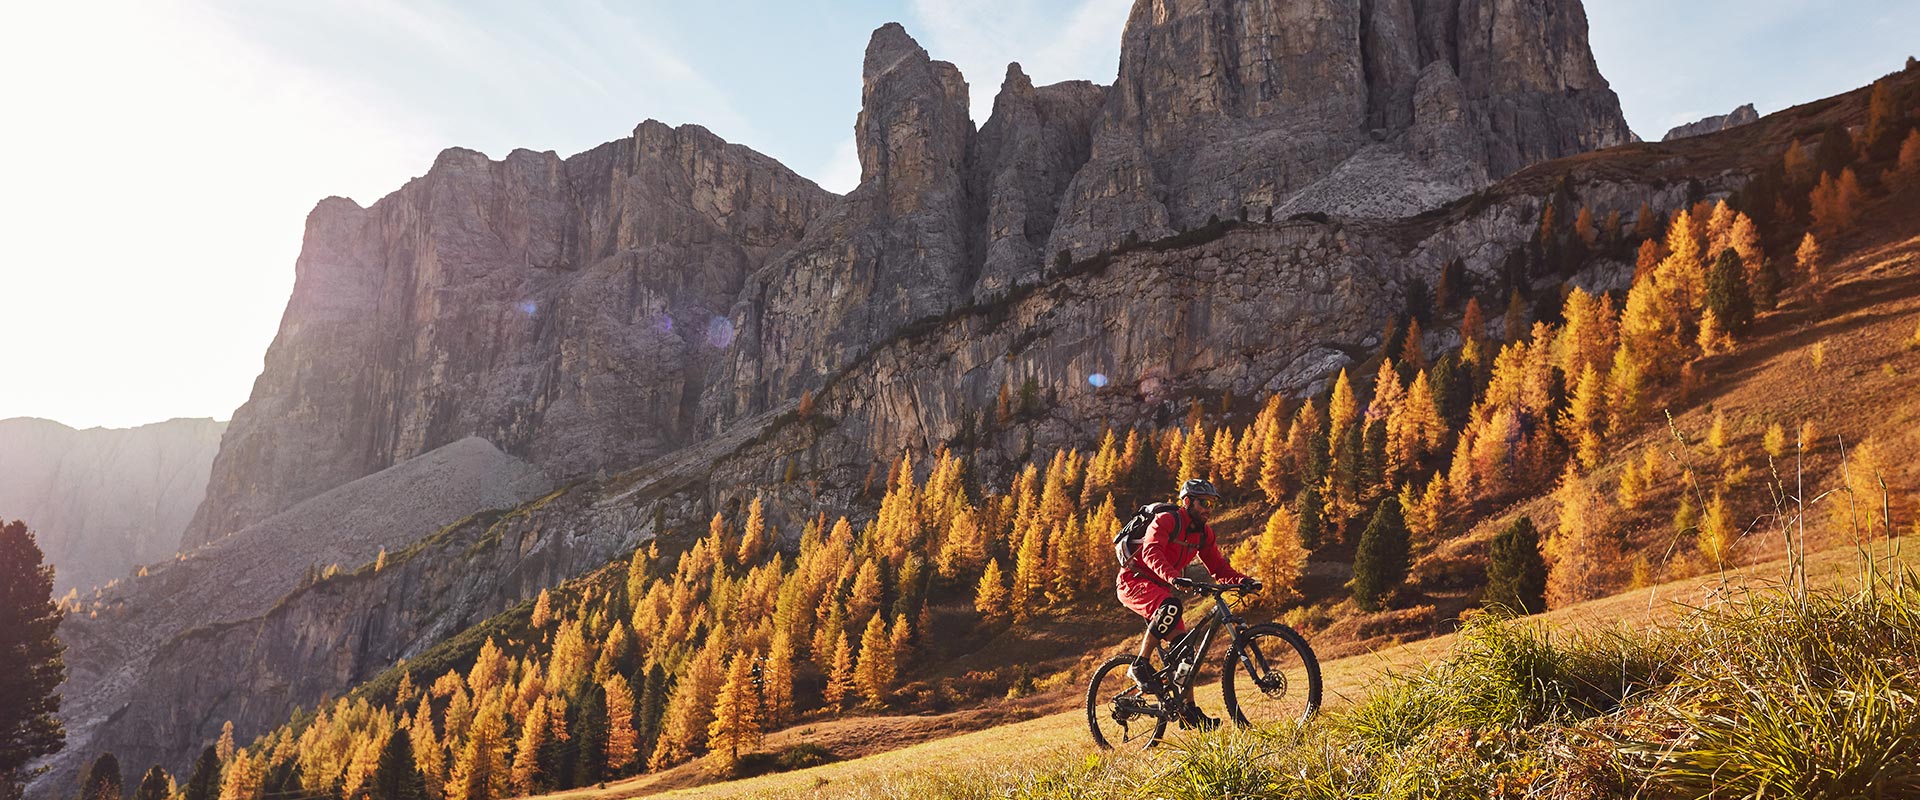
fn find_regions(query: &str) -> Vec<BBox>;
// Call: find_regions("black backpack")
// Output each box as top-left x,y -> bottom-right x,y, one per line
1112,502 -> 1183,575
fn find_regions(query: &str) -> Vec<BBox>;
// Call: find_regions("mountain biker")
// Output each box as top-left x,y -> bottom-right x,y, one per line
1114,478 -> 1255,732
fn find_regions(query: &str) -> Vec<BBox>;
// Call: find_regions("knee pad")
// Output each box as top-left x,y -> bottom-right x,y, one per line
1148,598 -> 1182,638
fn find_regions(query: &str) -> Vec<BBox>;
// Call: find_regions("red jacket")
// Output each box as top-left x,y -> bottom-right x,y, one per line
1119,506 -> 1246,591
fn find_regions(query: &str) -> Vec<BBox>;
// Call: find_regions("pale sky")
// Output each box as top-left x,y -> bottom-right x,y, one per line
2,0 -> 1914,430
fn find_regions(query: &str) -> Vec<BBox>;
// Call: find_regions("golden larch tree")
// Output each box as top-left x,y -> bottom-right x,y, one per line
1554,287 -> 1616,379
604,673 -> 638,773
466,638 -> 510,701
1258,401 -> 1294,504
707,510 -> 734,567
1632,201 -> 1659,240
1561,364 -> 1606,469
889,613 -> 915,670
705,653 -> 762,775
1698,490 -> 1736,566
762,634 -> 796,729
736,496 -> 769,565
935,502 -> 984,580
447,697 -> 510,800
1899,129 -> 1920,182
1659,209 -> 1707,312
974,557 -> 1009,623
1728,213 -> 1762,275
217,720 -> 236,764
1401,319 -> 1426,371
853,612 -> 895,707
1235,420 -> 1264,489
410,696 -> 445,793
1795,232 -> 1823,288
1010,525 -> 1046,618
1366,359 -> 1404,430
1178,421 -> 1209,485
1545,466 -> 1613,608
1634,238 -> 1661,282
1208,426 -> 1238,489
1783,140 -> 1812,183
510,696 -> 550,796
649,638 -> 726,770
217,749 -> 264,800
1763,422 -> 1787,459
1046,515 -> 1085,603
1864,79 -> 1897,151
1705,200 -> 1736,255
1461,297 -> 1488,349
1810,169 -> 1862,234
823,631 -> 856,711
847,557 -> 883,631
530,589 -> 554,631
1620,273 -> 1682,379
1254,507 -> 1307,601
1387,370 -> 1445,476
1326,370 -> 1358,455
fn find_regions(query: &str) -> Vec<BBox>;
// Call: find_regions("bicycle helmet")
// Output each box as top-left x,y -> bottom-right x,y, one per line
1178,478 -> 1220,499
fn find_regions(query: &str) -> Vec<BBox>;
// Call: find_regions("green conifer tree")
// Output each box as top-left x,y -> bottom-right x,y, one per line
0,520 -> 65,798
79,754 -> 122,800
1703,249 -> 1754,333
1483,517 -> 1548,614
1349,497 -> 1410,612
130,768 -> 169,800
370,730 -> 426,800
1295,486 -> 1327,551
181,748 -> 219,800
569,686 -> 608,787
636,664 -> 670,765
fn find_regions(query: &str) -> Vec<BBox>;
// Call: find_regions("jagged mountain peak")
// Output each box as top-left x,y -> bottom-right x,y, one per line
97,6 -> 1665,792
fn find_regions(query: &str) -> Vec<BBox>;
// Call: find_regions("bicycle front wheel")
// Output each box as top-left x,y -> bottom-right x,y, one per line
1222,623 -> 1321,728
1086,655 -> 1169,750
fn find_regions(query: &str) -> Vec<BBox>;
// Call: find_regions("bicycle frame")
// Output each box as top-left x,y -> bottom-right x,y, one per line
1160,589 -> 1248,693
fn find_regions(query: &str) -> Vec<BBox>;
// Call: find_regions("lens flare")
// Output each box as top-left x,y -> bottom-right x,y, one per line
1088,373 -> 1110,388
705,317 -> 736,348
515,300 -> 537,315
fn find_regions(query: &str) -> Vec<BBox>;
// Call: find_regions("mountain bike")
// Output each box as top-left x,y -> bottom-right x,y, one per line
1085,579 -> 1321,749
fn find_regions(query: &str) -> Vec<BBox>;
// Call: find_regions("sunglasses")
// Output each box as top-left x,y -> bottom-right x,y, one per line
1189,496 -> 1217,508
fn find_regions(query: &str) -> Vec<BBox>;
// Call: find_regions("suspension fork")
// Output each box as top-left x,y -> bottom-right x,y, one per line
1214,594 -> 1273,679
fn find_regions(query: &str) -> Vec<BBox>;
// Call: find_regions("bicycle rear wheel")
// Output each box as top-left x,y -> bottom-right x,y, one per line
1222,623 -> 1321,728
1086,655 -> 1169,750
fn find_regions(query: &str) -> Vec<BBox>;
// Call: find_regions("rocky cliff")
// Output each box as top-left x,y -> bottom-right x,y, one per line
1045,0 -> 1636,258
188,2 -> 1634,540
0,417 -> 225,594
719,2 -> 1633,424
75,1 -> 1670,792
182,123 -> 834,547
1663,103 -> 1761,141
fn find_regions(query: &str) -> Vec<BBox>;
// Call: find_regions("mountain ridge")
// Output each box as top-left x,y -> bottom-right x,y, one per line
49,1 -> 1842,795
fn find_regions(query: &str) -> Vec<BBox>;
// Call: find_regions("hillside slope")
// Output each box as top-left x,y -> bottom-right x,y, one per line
568,536 -> 1917,800
155,60 -> 1920,800
560,123 -> 1920,796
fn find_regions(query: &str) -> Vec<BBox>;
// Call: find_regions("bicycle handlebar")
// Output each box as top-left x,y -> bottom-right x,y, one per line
1179,578 -> 1261,594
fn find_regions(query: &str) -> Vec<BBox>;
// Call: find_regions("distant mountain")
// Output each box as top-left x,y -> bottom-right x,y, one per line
1663,103 -> 1761,141
0,416 -> 225,594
